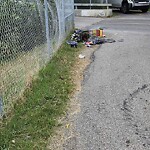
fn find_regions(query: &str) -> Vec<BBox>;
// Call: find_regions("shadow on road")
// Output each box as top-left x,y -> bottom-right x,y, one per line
112,9 -> 148,16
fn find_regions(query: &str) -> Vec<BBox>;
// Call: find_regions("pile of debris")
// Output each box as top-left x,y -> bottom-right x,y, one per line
67,28 -> 116,48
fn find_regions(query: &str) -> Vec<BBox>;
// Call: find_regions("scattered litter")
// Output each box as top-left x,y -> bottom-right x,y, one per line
66,124 -> 70,128
82,30 -> 90,41
71,29 -> 82,42
118,39 -> 124,42
99,39 -> 106,43
87,37 -> 116,44
79,54 -> 85,59
12,140 -> 15,144
71,29 -> 89,42
89,29 -> 104,37
67,41 -> 77,48
68,28 -> 116,48
89,37 -> 105,44
85,41 -> 92,47
104,38 -> 116,43
88,36 -> 99,45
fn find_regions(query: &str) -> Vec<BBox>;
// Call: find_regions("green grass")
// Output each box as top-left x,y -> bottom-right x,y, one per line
0,40 -> 82,149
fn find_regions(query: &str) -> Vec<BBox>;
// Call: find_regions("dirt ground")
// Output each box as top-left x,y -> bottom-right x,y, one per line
47,44 -> 100,150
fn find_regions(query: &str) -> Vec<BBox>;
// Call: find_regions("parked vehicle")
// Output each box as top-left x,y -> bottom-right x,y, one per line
107,0 -> 150,13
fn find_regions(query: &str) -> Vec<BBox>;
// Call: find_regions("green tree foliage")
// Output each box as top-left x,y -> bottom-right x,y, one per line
0,0 -> 45,63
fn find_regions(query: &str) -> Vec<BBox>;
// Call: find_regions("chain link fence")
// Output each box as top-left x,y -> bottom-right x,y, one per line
0,0 -> 74,115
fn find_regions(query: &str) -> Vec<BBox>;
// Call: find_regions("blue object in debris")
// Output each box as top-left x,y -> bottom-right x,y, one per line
67,41 -> 78,48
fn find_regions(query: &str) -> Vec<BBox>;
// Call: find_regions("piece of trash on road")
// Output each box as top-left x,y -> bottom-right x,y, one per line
89,28 -> 104,38
66,124 -> 70,128
68,28 -> 116,50
90,37 -> 105,44
118,39 -> 124,42
104,38 -> 116,43
79,54 -> 85,59
85,41 -> 92,47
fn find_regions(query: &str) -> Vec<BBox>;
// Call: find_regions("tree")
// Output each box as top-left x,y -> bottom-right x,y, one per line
0,0 -> 46,63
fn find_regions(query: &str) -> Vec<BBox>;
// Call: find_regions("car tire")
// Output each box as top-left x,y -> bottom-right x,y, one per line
121,2 -> 129,14
141,8 -> 149,13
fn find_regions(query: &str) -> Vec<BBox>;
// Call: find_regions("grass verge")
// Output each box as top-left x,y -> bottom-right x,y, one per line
0,40 -> 82,149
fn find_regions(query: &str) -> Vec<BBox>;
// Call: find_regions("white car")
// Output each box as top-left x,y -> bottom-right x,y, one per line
108,0 -> 150,13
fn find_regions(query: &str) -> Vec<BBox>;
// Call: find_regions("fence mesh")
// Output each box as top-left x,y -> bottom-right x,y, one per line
0,0 -> 74,115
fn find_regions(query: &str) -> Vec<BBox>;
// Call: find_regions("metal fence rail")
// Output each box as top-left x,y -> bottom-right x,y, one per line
0,0 -> 74,115
74,0 -> 104,4
74,0 -> 110,10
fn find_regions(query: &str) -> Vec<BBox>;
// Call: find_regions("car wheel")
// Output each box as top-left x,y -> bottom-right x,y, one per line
141,8 -> 149,13
121,2 -> 129,14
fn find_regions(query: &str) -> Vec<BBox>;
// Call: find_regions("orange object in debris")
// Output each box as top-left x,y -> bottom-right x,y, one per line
90,29 -> 103,37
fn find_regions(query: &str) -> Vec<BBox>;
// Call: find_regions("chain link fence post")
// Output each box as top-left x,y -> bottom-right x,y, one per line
44,0 -> 51,57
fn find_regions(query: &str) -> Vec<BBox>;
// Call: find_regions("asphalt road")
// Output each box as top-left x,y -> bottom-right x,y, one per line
65,12 -> 150,150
